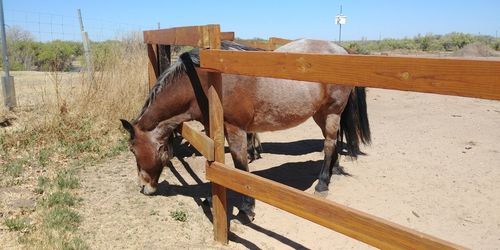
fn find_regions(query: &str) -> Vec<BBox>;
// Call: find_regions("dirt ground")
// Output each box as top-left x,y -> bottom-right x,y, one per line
78,88 -> 500,249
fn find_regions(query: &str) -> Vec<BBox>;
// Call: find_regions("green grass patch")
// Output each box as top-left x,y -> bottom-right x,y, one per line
104,136 -> 129,158
46,191 -> 77,207
34,176 -> 51,194
56,169 -> 80,189
170,210 -> 187,222
4,217 -> 30,231
44,207 -> 81,231
4,158 -> 28,177
37,147 -> 53,168
63,237 -> 88,250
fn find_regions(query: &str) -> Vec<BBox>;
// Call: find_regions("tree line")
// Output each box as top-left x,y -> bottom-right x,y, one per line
343,32 -> 500,54
0,26 -> 124,72
2,27 -> 499,72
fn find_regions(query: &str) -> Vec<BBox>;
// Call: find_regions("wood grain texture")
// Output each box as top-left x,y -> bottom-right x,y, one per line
206,25 -> 221,49
200,50 -> 500,100
143,24 -> 220,48
237,40 -> 274,50
221,32 -> 235,41
206,162 -> 467,250
179,122 -> 214,161
208,84 -> 228,244
146,43 -> 158,89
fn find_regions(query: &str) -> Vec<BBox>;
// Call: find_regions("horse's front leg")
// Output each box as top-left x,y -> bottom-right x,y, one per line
224,122 -> 255,224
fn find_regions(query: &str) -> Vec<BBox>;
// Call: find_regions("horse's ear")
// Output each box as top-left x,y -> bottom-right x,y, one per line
120,119 -> 135,139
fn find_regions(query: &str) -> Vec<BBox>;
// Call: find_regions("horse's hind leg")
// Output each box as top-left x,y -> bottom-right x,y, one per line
225,123 -> 256,224
247,133 -> 263,162
313,112 -> 341,196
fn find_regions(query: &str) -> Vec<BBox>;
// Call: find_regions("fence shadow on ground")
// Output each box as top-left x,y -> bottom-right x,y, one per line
154,139 -> 329,248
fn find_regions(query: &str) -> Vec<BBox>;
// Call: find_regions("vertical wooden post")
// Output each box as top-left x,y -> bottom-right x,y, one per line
146,43 -> 159,89
203,23 -> 227,244
208,77 -> 227,244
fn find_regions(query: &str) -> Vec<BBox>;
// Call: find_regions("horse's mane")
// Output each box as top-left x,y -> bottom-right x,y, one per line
135,41 -> 262,121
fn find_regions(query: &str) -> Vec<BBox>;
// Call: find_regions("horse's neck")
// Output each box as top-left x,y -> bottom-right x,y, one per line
136,76 -> 195,131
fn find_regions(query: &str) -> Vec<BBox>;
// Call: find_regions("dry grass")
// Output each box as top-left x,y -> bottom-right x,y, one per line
0,35 -> 149,249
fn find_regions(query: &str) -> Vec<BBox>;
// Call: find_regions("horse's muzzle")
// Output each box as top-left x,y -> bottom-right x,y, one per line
140,184 -> 157,195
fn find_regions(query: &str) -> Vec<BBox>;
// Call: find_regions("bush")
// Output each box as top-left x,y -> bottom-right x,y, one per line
441,32 -> 475,50
37,40 -> 78,71
90,40 -> 121,71
1,27 -> 83,71
414,34 -> 442,51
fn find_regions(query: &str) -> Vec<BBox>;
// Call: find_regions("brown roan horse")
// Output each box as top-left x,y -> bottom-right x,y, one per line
120,39 -> 371,223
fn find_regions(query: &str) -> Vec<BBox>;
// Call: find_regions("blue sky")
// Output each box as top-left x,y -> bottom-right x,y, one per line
4,0 -> 500,41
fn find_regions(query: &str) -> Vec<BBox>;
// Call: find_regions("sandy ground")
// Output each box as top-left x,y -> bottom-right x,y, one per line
78,88 -> 500,249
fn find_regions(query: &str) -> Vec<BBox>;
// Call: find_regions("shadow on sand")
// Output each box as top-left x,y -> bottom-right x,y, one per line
154,139 -> 337,249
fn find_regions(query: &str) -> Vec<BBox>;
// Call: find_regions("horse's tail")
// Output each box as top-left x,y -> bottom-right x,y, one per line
339,87 -> 371,157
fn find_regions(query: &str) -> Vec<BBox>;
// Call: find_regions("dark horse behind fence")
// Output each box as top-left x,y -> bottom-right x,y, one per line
120,39 -> 371,223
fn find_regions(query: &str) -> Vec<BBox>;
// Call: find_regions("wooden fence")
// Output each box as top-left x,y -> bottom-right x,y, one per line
143,24 -> 500,249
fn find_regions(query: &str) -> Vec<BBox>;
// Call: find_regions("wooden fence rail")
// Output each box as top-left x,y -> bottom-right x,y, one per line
200,49 -> 500,100
206,162 -> 464,250
140,24 -> 498,249
179,122 -> 214,161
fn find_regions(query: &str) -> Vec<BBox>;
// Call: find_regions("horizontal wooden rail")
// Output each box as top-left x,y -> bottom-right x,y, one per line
206,162 -> 466,250
221,32 -> 235,41
236,40 -> 274,50
144,24 -> 220,48
200,50 -> 500,100
180,122 -> 214,161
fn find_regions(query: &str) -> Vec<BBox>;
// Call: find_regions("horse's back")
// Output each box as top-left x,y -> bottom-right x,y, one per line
275,39 -> 348,54
223,39 -> 349,132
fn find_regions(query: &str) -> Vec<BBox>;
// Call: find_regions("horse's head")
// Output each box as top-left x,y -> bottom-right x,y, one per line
120,119 -> 176,195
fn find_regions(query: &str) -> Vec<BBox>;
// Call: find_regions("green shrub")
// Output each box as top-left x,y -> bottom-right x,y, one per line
37,40 -> 77,71
441,32 -> 475,50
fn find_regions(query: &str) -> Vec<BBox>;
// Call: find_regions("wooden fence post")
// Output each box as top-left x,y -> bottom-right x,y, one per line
208,81 -> 228,244
146,43 -> 159,89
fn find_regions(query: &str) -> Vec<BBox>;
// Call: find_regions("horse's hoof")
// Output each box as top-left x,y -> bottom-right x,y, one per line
202,197 -> 212,207
234,211 -> 255,225
314,189 -> 329,197
314,181 -> 329,196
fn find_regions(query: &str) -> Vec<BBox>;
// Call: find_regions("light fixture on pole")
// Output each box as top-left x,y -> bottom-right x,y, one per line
335,5 -> 347,43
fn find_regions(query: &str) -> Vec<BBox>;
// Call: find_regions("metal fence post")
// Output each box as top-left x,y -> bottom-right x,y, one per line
0,0 -> 16,109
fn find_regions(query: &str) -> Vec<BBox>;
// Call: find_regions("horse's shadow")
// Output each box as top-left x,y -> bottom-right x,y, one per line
175,137 -> 362,159
154,140 -> 326,249
260,139 -> 324,155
